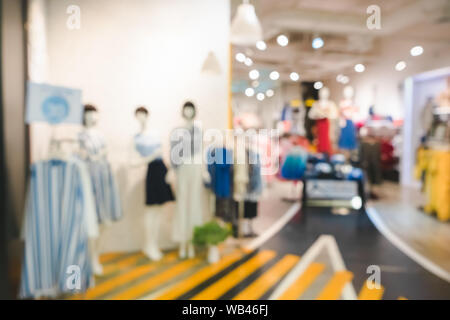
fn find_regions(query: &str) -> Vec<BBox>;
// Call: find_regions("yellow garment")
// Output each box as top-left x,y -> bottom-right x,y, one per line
417,148 -> 450,221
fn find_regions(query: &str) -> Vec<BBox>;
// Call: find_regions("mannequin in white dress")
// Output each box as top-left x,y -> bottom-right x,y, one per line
132,107 -> 174,261
170,102 -> 205,259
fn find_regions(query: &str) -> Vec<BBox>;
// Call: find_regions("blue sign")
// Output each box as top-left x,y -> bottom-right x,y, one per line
26,82 -> 83,124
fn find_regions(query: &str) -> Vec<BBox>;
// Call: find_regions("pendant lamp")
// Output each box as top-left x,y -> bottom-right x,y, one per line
230,0 -> 263,46
201,51 -> 222,75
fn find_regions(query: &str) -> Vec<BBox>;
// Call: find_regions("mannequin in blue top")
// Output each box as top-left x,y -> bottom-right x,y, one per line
131,106 -> 174,261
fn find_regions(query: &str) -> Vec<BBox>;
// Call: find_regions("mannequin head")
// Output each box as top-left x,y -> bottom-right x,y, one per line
182,101 -> 196,121
343,86 -> 354,100
83,104 -> 99,128
135,106 -> 149,131
319,87 -> 330,101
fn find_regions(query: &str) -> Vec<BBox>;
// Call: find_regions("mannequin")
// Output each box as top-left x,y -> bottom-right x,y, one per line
338,86 -> 359,157
170,102 -> 204,259
132,106 -> 174,261
309,87 -> 338,154
78,104 -> 122,275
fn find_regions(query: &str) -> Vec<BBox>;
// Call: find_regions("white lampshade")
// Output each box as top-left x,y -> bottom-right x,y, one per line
201,51 -> 222,75
230,2 -> 263,46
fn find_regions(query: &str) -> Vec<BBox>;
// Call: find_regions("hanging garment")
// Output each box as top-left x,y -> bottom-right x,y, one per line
280,147 -> 308,180
246,150 -> 263,201
207,148 -> 233,198
79,131 -> 122,223
172,163 -> 203,243
338,119 -> 358,150
316,118 -> 332,154
20,159 -> 98,299
359,141 -> 382,185
244,201 -> 258,219
135,131 -> 175,205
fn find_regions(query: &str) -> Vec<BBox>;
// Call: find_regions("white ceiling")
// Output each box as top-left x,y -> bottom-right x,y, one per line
231,0 -> 450,83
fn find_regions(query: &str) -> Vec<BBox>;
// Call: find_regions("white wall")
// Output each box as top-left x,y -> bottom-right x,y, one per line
31,0 -> 230,252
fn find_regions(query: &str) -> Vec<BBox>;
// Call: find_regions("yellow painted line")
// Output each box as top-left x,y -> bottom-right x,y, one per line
398,296 -> 408,300
156,250 -> 245,300
111,258 -> 202,300
102,252 -> 146,275
191,250 -> 276,300
316,271 -> 354,300
233,254 -> 300,300
71,252 -> 178,300
358,281 -> 385,300
99,252 -> 124,264
277,262 -> 325,300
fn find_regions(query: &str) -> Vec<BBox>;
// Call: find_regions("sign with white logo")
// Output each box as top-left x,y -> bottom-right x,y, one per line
25,82 -> 83,125
306,179 -> 358,200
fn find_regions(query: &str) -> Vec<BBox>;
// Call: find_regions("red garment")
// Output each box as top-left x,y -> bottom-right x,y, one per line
316,118 -> 332,154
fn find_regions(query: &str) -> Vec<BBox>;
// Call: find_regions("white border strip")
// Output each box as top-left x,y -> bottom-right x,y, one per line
366,207 -> 450,283
245,203 -> 301,251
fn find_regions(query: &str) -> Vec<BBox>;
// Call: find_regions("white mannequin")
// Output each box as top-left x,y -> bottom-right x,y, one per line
340,86 -> 358,122
80,109 -> 105,275
170,102 -> 207,259
132,110 -> 165,261
309,87 -> 338,120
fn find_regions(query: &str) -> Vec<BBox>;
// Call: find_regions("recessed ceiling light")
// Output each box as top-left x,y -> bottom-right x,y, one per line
244,57 -> 253,66
256,40 -> 267,51
314,81 -> 323,90
410,46 -> 423,57
235,53 -> 246,63
341,76 -> 349,84
312,37 -> 324,49
266,89 -> 274,97
290,72 -> 300,81
354,64 -> 365,73
336,74 -> 344,82
249,69 -> 260,80
277,34 -> 289,47
245,88 -> 255,97
256,93 -> 265,101
395,61 -> 406,71
269,71 -> 280,80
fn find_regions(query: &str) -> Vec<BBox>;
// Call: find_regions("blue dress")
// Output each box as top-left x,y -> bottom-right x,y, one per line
338,119 -> 358,150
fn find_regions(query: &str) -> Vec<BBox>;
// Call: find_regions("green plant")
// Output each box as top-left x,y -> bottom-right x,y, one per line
193,221 -> 231,247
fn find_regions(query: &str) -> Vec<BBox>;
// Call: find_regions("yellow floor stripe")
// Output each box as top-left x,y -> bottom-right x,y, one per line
102,252 -> 146,275
111,258 -> 202,300
233,254 -> 300,300
99,252 -> 124,264
156,250 -> 245,300
398,296 -> 408,300
71,252 -> 178,300
277,262 -> 325,300
316,271 -> 354,300
358,281 -> 385,300
191,250 -> 276,300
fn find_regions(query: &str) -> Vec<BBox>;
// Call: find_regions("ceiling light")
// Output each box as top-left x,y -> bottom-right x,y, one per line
266,89 -> 274,97
354,64 -> 365,73
290,72 -> 300,81
230,1 -> 263,46
336,74 -> 344,82
256,40 -> 267,51
256,93 -> 265,101
410,46 -> 423,57
312,37 -> 324,49
245,88 -> 255,97
251,80 -> 259,87
277,34 -> 289,47
314,81 -> 323,90
395,61 -> 406,71
341,76 -> 349,84
269,71 -> 280,80
235,53 -> 246,63
249,69 -> 260,80
244,57 -> 253,66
